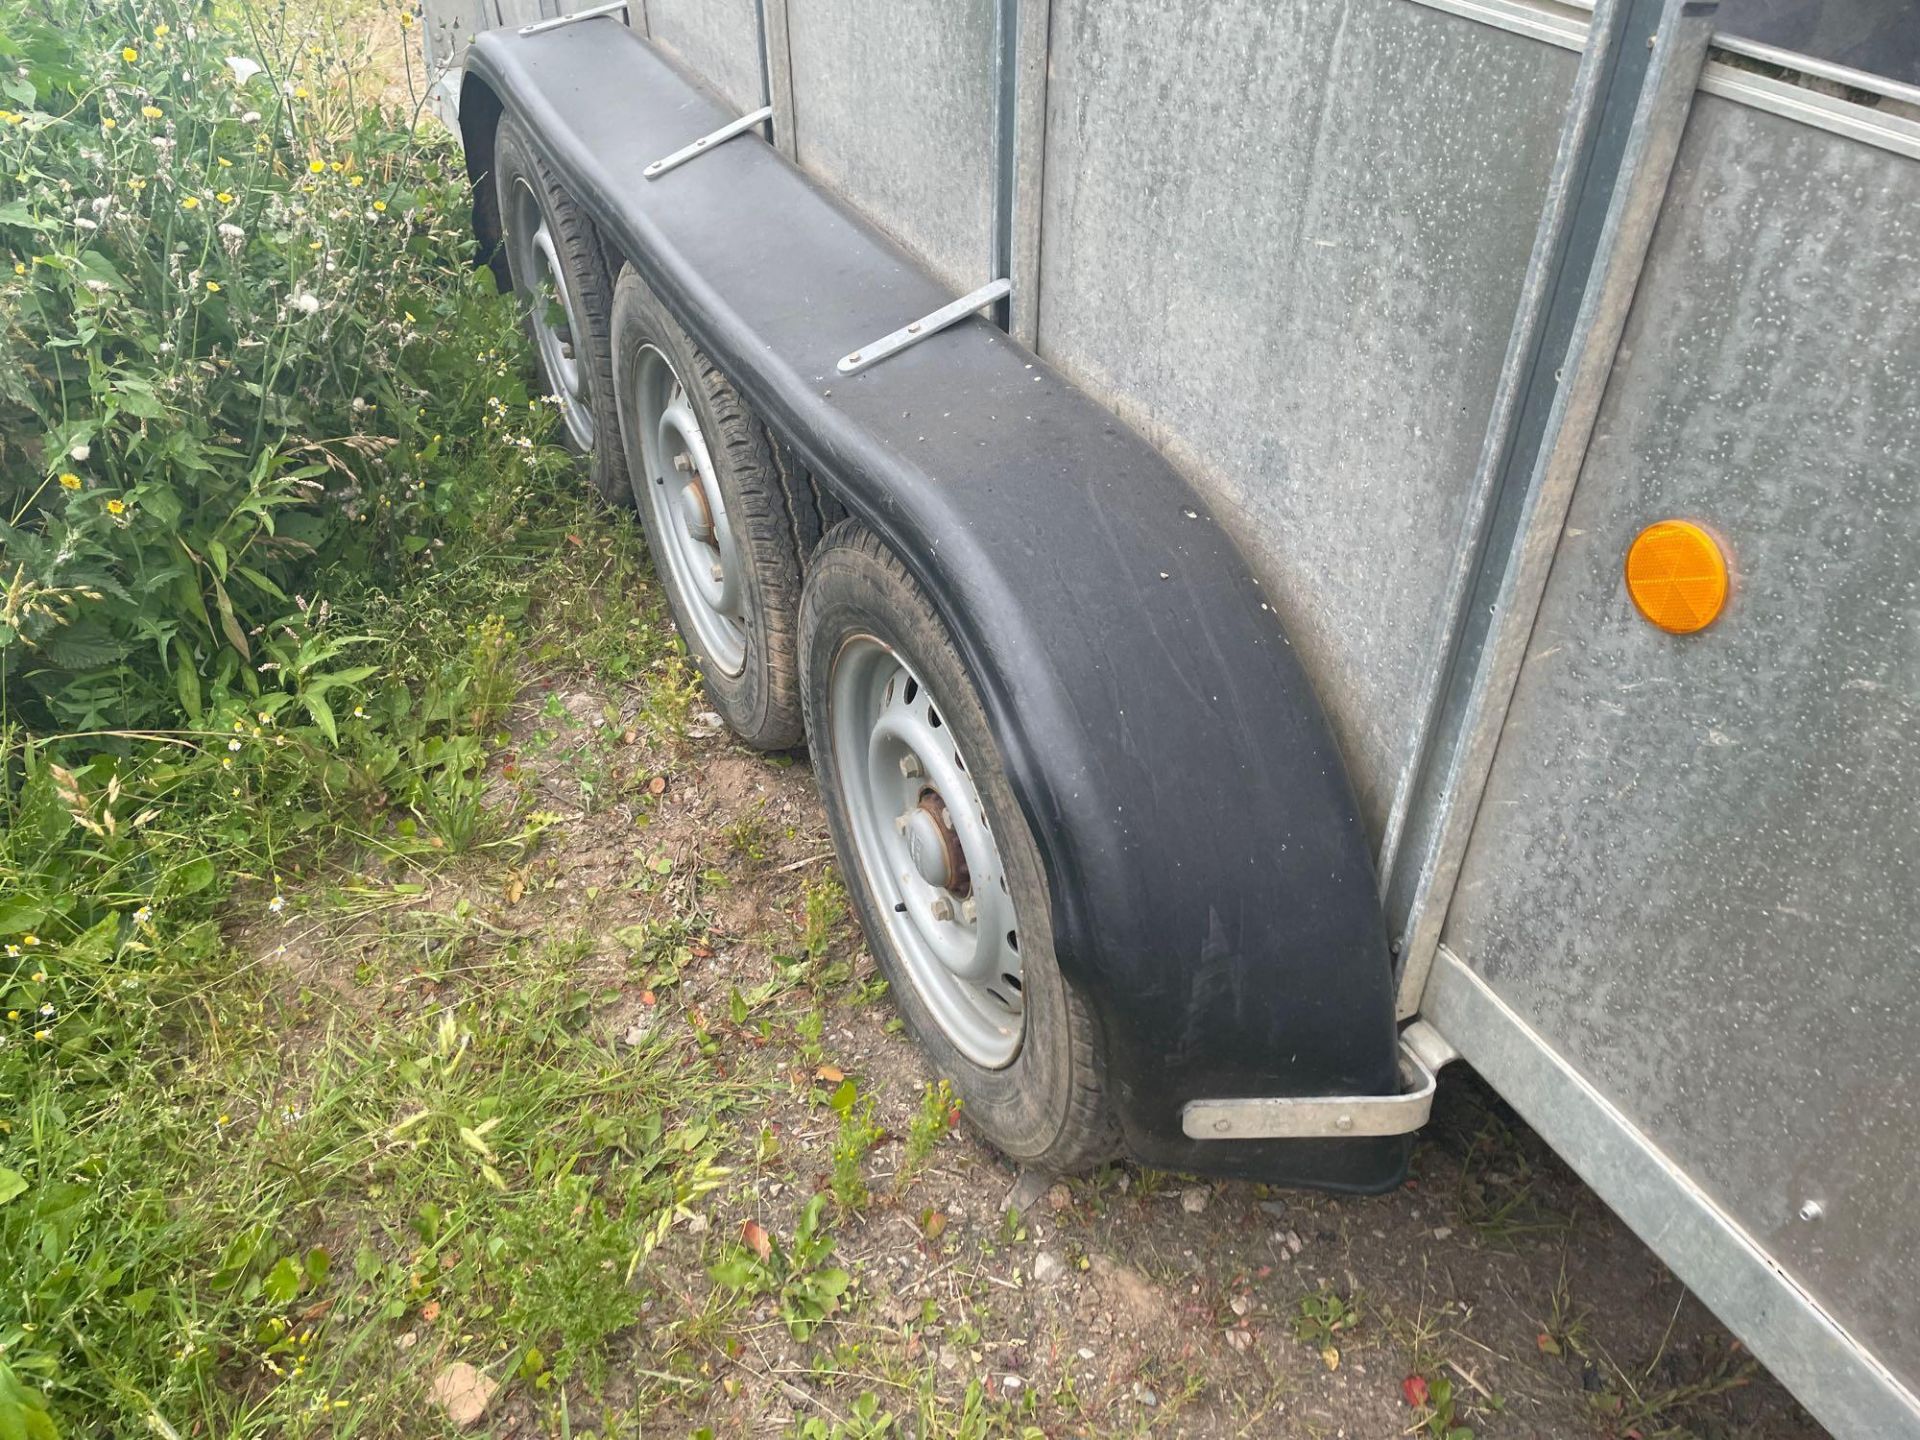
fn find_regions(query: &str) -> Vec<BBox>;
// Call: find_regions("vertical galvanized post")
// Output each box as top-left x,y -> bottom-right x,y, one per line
988,0 -> 1019,329
1383,0 -> 1720,1016
761,0 -> 798,161
1006,0 -> 1051,347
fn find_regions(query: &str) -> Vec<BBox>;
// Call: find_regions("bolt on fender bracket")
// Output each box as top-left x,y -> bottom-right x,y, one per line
836,278 -> 1012,376
644,106 -> 776,180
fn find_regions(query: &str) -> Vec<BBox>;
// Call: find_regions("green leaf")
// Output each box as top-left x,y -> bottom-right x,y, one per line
0,1168 -> 28,1206
0,898 -> 46,934
175,857 -> 217,895
304,1246 -> 330,1288
211,577 -> 250,659
302,690 -> 337,744
263,1256 -> 302,1305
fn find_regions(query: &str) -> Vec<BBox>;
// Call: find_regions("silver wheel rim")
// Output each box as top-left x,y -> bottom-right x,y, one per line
829,636 -> 1025,1068
507,177 -> 595,452
630,344 -> 748,676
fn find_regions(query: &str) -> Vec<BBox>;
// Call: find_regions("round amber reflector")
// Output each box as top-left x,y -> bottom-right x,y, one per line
1625,520 -> 1728,634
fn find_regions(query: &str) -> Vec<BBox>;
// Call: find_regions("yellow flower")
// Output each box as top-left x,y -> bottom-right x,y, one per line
102,117 -> 117,130
22,935 -> 39,947
205,280 -> 220,292
106,498 -> 127,515
308,158 -> 325,174
153,22 -> 169,35
30,971 -> 45,984
5,1011 -> 17,1021
180,195 -> 199,210
12,263 -> 23,275
372,199 -> 386,213
216,192 -> 234,204
141,105 -> 163,119
347,175 -> 364,187
130,178 -> 146,191
294,86 -> 309,100
217,156 -> 233,168
401,11 -> 415,26
122,45 -> 139,62
216,1113 -> 231,1126
59,472 -> 81,490
35,1029 -> 51,1041
329,160 -> 343,172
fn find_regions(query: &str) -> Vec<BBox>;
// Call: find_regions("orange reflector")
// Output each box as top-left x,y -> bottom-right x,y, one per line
1625,520 -> 1728,634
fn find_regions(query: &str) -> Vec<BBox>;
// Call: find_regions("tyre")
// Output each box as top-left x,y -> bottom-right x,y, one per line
611,266 -> 809,750
800,522 -> 1119,1173
493,114 -> 626,504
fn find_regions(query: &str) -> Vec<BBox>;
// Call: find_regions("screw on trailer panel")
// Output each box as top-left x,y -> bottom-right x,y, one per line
1799,1200 -> 1824,1222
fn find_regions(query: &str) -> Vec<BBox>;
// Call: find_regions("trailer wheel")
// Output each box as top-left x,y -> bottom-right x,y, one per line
612,267 -> 807,749
801,523 -> 1119,1173
493,116 -> 624,502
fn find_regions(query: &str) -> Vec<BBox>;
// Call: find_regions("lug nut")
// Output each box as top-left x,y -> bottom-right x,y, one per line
961,898 -> 978,924
930,897 -> 954,923
709,562 -> 725,582
895,813 -> 911,834
899,754 -> 923,778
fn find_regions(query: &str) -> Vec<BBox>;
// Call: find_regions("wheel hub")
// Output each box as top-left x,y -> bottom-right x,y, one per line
904,791 -> 970,894
678,479 -> 715,545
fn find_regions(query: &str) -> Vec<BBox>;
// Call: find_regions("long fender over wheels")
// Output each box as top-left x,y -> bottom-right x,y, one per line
460,30 -> 1407,1192
492,114 -> 626,505
801,522 -> 1120,1174
612,266 -> 809,750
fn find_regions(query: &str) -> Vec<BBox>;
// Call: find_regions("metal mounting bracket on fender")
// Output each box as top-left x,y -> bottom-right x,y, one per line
1181,1022 -> 1457,1140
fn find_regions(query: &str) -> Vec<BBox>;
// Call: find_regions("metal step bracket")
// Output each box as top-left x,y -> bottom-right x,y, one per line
836,278 -> 1013,375
644,106 -> 776,179
518,1 -> 627,37
1181,1021 -> 1457,1140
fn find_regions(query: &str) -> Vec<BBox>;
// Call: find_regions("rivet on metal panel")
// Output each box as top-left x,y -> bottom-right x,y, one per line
1798,1200 -> 1825,1222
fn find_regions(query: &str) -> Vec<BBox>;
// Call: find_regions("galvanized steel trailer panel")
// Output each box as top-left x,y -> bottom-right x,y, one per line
1034,0 -> 1579,839
1439,85 -> 1920,1407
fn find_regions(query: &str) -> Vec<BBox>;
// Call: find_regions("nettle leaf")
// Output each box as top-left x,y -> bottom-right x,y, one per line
0,1168 -> 28,1207
39,622 -> 134,671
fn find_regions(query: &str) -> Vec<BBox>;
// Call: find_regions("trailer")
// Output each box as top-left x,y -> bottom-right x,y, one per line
415,0 -> 1920,1433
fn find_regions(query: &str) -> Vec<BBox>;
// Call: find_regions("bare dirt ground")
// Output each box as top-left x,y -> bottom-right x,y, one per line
264,642 -> 1826,1439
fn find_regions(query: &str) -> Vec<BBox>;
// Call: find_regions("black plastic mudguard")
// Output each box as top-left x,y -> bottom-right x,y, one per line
461,24 -> 1406,1191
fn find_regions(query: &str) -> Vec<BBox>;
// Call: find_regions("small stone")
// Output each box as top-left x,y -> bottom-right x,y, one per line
1432,1226 -> 1453,1241
396,1331 -> 417,1351
1046,1183 -> 1073,1212
1224,1328 -> 1255,1353
1077,1347 -> 1096,1361
1180,1187 -> 1210,1214
1032,1251 -> 1067,1284
1285,1229 -> 1304,1255
938,1347 -> 960,1373
1003,1375 -> 1023,1391
1138,1388 -> 1159,1407
1004,1170 -> 1050,1214
1259,1200 -> 1290,1217
429,1362 -> 498,1430
1229,1294 -> 1251,1317
686,1213 -> 710,1236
